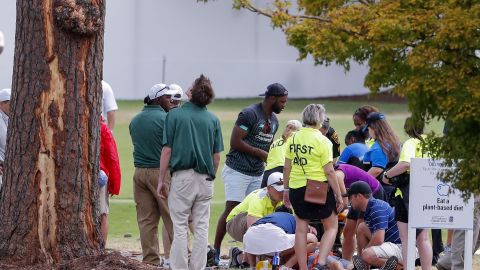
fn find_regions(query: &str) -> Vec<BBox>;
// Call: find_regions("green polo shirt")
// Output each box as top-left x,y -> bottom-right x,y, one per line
129,105 -> 167,168
163,102 -> 224,178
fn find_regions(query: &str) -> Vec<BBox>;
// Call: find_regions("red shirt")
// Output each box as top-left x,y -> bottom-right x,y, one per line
100,121 -> 121,195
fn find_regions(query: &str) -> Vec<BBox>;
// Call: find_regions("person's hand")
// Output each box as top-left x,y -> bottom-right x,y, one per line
342,197 -> 349,209
308,225 -> 318,236
283,190 -> 291,209
157,180 -> 169,199
258,149 -> 269,162
336,200 -> 344,213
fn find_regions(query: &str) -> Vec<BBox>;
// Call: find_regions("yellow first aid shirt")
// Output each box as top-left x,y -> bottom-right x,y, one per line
285,127 -> 333,189
265,138 -> 287,170
226,188 -> 282,222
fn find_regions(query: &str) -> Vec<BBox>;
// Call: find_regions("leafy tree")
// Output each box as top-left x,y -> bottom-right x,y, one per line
212,0 -> 480,196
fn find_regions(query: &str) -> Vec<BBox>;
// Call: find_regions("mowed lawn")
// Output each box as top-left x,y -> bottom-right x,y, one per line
106,98 -> 445,253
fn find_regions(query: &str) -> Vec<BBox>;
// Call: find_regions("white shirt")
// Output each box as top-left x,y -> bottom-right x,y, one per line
0,110 -> 9,162
101,80 -> 118,120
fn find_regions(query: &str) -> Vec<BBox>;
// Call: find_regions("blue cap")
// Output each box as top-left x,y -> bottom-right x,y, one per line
361,112 -> 385,132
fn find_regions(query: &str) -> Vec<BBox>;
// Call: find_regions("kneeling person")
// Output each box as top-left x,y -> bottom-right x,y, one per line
347,182 -> 404,270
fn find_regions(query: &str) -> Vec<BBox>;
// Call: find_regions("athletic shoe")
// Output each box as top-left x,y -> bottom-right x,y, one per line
380,256 -> 398,270
228,247 -> 242,268
352,255 -> 367,270
206,246 -> 216,267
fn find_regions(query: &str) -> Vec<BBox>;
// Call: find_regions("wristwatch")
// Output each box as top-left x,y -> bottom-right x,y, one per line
383,171 -> 391,181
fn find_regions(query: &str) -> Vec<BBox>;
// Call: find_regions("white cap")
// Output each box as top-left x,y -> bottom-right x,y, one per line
267,172 -> 285,192
0,88 -> 11,102
148,84 -> 177,100
168,83 -> 183,101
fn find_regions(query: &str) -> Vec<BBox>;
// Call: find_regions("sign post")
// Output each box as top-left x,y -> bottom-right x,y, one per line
408,158 -> 474,269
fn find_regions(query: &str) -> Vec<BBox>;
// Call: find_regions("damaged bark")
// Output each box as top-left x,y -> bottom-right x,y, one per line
0,0 -> 105,265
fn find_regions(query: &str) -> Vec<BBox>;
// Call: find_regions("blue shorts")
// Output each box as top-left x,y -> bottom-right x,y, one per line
222,165 -> 262,202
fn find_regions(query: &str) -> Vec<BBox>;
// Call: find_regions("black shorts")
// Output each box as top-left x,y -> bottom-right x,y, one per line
395,195 -> 409,223
261,166 -> 284,188
290,185 -> 336,220
347,185 -> 386,220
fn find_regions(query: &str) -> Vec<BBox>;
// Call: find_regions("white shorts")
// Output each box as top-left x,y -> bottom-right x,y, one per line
99,185 -> 109,215
243,223 -> 295,255
371,242 -> 418,263
222,165 -> 262,202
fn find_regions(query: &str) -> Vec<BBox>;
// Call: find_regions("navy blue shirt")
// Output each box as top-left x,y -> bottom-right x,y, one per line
338,143 -> 369,164
364,198 -> 400,244
252,212 -> 296,234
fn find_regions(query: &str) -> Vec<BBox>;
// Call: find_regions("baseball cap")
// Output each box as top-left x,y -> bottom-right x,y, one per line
267,172 -> 285,192
361,112 -> 385,132
168,83 -> 183,101
343,181 -> 372,197
259,83 -> 288,97
0,88 -> 11,102
148,84 -> 177,100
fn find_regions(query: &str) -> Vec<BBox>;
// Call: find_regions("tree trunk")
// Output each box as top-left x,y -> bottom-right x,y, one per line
0,0 -> 105,265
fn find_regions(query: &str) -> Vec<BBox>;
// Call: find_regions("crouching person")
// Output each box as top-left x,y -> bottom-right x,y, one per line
348,182 -> 405,270
243,206 -> 318,268
227,172 -> 285,268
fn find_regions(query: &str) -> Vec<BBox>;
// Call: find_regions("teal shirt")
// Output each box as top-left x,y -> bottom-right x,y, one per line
129,105 -> 167,168
163,102 -> 224,178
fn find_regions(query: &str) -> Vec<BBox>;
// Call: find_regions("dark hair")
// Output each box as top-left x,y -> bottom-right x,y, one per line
190,74 -> 214,107
404,116 -> 425,141
275,205 -> 293,214
144,96 -> 153,105
353,105 -> 379,122
345,130 -> 365,144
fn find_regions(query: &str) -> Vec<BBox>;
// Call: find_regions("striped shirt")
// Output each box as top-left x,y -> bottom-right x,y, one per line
226,103 -> 279,176
364,198 -> 400,244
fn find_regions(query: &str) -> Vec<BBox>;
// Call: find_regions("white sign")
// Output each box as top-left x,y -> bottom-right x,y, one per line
409,158 -> 474,230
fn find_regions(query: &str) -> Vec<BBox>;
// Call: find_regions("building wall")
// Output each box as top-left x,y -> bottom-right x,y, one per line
0,0 -> 370,99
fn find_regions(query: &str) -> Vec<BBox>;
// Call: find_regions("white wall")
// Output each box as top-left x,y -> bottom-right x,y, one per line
0,0 -> 370,99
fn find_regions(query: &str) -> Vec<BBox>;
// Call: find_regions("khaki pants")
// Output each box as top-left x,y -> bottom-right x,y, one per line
168,169 -> 213,270
134,167 -> 173,266
226,212 -> 248,242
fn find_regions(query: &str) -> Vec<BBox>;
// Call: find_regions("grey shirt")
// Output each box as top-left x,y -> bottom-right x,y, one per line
225,103 -> 279,176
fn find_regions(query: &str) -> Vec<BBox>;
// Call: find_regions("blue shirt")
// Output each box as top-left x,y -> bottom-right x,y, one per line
364,198 -> 400,244
363,141 -> 388,169
252,212 -> 296,234
338,143 -> 369,164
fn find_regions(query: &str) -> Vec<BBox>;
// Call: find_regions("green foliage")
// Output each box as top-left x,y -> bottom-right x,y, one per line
224,0 -> 480,195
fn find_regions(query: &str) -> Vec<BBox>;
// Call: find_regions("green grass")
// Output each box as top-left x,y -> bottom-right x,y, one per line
107,98 -> 445,251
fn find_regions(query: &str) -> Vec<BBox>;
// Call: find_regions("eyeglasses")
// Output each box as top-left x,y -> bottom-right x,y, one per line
263,120 -> 271,134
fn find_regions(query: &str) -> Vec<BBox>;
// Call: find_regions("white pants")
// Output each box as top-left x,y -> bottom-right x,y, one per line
168,169 -> 213,270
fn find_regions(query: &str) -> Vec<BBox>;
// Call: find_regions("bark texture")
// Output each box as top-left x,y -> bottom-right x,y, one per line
0,0 -> 105,265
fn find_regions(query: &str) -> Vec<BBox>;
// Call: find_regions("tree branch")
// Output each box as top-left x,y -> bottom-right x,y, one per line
242,2 -> 331,23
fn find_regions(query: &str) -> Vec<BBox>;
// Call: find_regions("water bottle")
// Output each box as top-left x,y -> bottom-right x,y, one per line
272,252 -> 280,270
